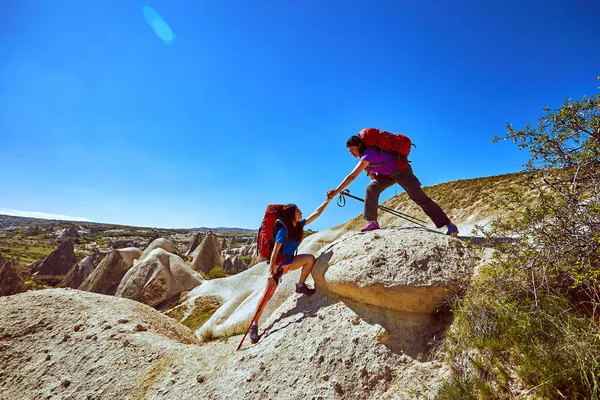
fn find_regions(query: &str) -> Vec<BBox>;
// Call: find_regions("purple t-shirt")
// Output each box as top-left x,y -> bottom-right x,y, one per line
361,149 -> 397,176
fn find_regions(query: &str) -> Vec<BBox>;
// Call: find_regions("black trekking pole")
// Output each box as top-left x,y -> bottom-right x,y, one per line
337,189 -> 428,227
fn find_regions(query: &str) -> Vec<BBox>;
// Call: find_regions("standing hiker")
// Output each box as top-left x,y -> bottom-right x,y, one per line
249,200 -> 331,344
326,130 -> 458,234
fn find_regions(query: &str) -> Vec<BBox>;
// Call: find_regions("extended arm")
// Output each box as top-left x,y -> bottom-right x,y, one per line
305,199 -> 332,225
326,160 -> 369,199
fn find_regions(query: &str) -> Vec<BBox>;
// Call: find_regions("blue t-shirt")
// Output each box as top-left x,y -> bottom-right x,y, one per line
361,148 -> 397,176
275,218 -> 306,261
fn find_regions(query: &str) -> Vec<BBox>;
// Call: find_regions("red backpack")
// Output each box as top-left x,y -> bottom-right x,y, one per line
358,128 -> 413,170
256,204 -> 286,264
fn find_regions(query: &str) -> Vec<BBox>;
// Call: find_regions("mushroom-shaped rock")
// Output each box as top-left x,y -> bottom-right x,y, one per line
190,232 -> 222,274
115,248 -> 203,307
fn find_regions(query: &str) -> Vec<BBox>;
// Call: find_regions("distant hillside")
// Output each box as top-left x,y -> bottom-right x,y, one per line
0,214 -> 256,234
340,170 -> 532,233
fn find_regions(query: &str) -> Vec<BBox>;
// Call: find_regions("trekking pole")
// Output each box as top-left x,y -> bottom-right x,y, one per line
236,267 -> 282,350
337,189 -> 428,227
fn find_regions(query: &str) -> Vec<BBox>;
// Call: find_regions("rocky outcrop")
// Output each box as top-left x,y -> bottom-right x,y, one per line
140,238 -> 177,260
57,226 -> 79,243
312,227 -> 479,313
0,259 -> 26,296
115,249 -> 203,307
185,233 -> 203,256
62,253 -> 98,289
221,238 -> 228,250
190,232 -> 222,274
78,248 -> 141,295
0,289 -> 199,400
222,256 -> 234,273
0,226 -> 491,400
31,240 -> 78,281
231,255 -> 247,273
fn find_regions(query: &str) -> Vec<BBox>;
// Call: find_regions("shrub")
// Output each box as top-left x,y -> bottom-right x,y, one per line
208,267 -> 227,279
438,78 -> 600,399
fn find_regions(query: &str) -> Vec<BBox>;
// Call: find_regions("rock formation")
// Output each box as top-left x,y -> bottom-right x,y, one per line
31,240 -> 78,282
231,255 -> 247,273
185,233 -> 204,256
190,232 -> 222,274
222,256 -> 234,273
115,248 -> 202,307
62,253 -> 98,289
140,238 -> 177,260
0,259 -> 26,296
57,226 -> 79,243
79,248 -> 142,295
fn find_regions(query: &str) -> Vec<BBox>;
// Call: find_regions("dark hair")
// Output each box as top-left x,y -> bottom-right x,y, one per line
281,204 -> 304,244
346,135 -> 367,156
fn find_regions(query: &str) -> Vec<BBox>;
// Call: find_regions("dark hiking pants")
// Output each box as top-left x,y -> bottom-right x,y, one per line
364,164 -> 451,228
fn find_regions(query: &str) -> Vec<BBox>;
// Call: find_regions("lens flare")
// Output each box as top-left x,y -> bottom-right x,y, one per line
142,5 -> 176,45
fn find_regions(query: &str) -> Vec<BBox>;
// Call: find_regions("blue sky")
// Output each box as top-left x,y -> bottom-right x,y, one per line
1,0 -> 598,230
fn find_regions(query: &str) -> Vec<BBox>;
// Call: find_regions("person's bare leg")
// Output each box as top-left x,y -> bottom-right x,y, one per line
285,254 -> 316,284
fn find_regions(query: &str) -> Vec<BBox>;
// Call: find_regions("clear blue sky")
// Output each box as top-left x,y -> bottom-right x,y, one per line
1,0 -> 598,230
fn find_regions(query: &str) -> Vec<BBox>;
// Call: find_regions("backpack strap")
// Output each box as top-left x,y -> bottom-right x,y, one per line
270,218 -> 287,265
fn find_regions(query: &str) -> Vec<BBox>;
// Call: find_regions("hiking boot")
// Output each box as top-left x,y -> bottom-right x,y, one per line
296,283 -> 316,296
249,323 -> 259,344
360,221 -> 380,232
446,223 -> 459,236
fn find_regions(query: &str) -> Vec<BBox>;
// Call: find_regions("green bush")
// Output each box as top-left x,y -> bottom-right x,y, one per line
438,79 -> 600,399
208,267 -> 227,279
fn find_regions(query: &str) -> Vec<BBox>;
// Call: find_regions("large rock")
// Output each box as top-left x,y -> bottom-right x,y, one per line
62,253 -> 98,289
0,259 -> 26,296
231,255 -> 247,273
190,232 -> 222,274
78,248 -> 141,295
0,224 -> 490,400
115,248 -> 203,307
57,226 -> 79,243
139,238 -> 177,260
312,227 -> 481,313
222,256 -> 234,273
185,233 -> 204,256
31,240 -> 78,278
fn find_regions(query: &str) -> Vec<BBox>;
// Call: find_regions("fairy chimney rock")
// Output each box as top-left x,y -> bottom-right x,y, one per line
78,247 -> 142,295
186,233 -> 204,256
115,248 -> 203,307
231,255 -> 247,273
190,232 -> 222,274
31,240 -> 78,279
62,254 -> 98,289
222,256 -> 234,273
0,259 -> 26,296
57,226 -> 79,243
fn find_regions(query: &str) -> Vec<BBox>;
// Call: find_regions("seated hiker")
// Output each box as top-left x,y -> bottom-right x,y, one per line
249,200 -> 330,344
326,132 -> 458,235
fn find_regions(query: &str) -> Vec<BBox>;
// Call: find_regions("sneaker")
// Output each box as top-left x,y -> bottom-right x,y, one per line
360,221 -> 380,232
295,283 -> 316,296
446,223 -> 459,236
249,323 -> 259,344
